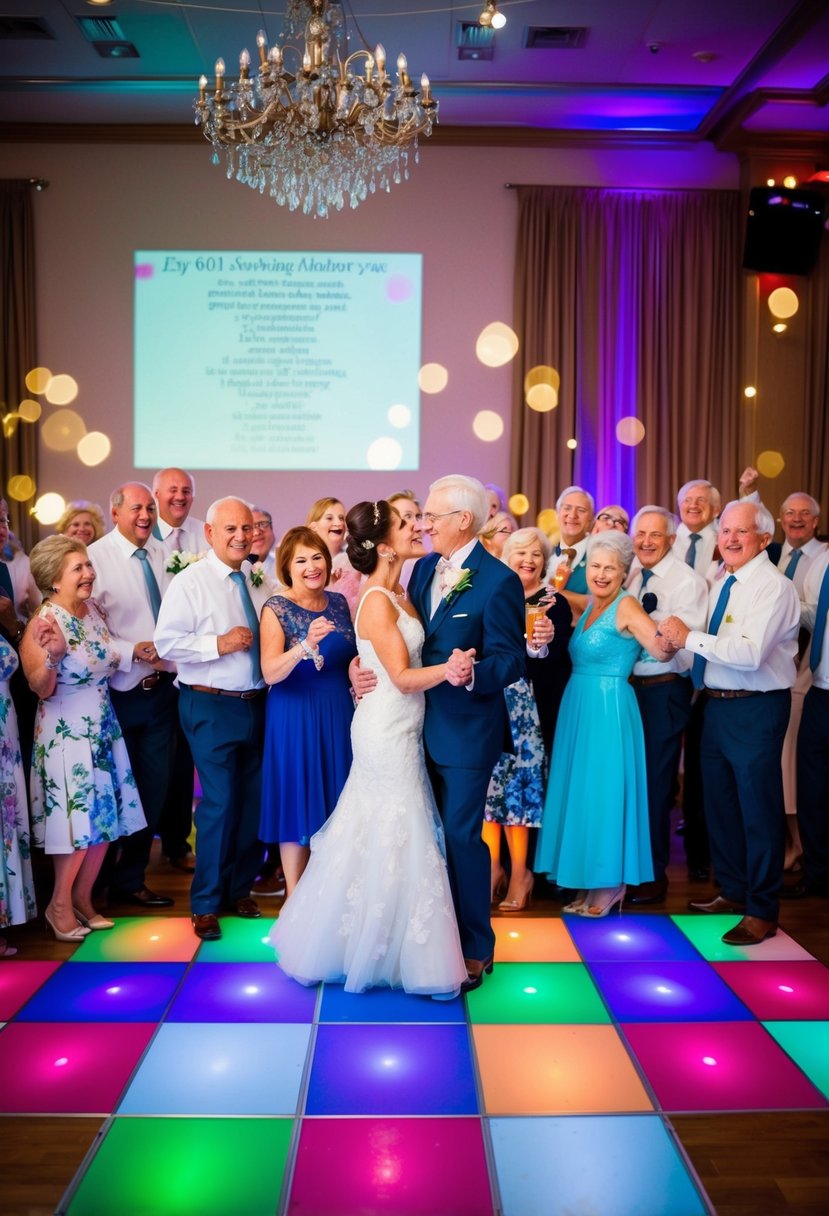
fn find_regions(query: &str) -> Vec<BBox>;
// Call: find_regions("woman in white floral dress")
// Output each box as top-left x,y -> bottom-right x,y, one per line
21,536 -> 145,941
0,636 -> 36,956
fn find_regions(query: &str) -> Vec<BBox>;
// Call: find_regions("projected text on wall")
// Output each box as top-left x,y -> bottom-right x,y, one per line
134,251 -> 422,470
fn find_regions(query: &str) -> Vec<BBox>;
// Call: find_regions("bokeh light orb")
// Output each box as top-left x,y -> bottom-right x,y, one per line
32,492 -> 66,524
526,383 -> 558,412
472,410 -> 504,441
45,374 -> 80,406
366,437 -> 402,470
77,431 -> 112,467
756,450 -> 785,479
475,322 -> 519,368
18,399 -> 42,422
508,493 -> 530,516
772,323 -> 787,334
536,508 -> 558,534
42,408 -> 87,451
566,438 -> 578,450
418,363 -> 448,394
525,363 -> 560,391
744,385 -> 757,399
25,366 -> 52,394
768,287 -> 799,319
6,474 -> 36,501
615,416 -> 646,446
387,404 -> 411,428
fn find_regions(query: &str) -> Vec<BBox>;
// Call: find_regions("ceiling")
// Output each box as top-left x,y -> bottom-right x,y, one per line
0,0 -> 827,151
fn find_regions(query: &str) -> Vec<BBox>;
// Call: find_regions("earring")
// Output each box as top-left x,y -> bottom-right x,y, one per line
387,550 -> 396,564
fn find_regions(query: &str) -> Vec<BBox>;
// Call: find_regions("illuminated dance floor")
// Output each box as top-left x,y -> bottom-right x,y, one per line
2,912 -> 827,1215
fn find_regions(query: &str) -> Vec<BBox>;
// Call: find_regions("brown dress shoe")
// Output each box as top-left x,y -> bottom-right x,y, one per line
192,913 -> 222,941
687,895 -> 745,914
235,897 -> 262,919
721,916 -> 777,946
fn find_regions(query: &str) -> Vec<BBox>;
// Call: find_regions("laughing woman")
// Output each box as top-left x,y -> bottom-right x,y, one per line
21,536 -> 145,941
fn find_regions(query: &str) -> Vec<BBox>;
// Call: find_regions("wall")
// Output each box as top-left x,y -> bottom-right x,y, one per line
0,138 -> 738,533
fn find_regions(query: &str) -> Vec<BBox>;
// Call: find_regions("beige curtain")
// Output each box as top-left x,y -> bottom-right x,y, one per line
511,185 -> 743,519
802,228 -> 829,515
0,180 -> 38,550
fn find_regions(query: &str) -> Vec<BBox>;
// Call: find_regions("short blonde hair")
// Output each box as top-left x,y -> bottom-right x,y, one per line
306,496 -> 344,526
29,535 -> 87,596
55,500 -> 105,542
501,526 -> 552,566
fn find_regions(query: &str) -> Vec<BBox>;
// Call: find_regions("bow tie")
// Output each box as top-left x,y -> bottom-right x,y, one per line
436,556 -> 452,574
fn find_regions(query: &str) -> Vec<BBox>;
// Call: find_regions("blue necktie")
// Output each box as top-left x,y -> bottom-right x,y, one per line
640,569 -> 657,614
230,570 -> 262,686
132,548 -> 162,621
692,574 -> 736,689
783,548 -> 802,580
685,532 -> 701,569
809,565 -> 829,673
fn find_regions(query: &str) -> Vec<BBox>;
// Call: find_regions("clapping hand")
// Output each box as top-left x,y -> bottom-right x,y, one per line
31,612 -> 66,667
446,647 -> 475,686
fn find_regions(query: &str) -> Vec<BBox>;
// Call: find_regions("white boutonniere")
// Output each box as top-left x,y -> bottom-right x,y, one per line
166,550 -> 205,575
442,567 -> 474,605
249,562 -> 266,588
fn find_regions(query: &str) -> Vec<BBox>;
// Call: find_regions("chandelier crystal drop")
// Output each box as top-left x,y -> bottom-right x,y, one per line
194,0 -> 438,218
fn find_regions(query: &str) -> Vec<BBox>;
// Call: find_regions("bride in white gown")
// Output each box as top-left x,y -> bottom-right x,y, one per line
270,500 -> 468,996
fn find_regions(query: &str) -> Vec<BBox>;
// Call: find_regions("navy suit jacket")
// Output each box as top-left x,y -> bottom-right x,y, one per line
409,541 -> 525,770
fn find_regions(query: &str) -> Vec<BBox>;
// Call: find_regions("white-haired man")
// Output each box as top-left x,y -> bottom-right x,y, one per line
661,500 -> 800,946
552,485 -> 594,619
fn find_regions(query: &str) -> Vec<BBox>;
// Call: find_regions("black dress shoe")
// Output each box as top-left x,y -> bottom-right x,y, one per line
110,886 -> 174,908
234,897 -> 262,919
460,954 -> 494,993
192,913 -> 222,941
626,877 -> 668,906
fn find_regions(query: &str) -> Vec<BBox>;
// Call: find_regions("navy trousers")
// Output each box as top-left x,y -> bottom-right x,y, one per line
179,686 -> 265,915
700,690 -> 790,921
633,676 -> 693,880
796,686 -> 829,894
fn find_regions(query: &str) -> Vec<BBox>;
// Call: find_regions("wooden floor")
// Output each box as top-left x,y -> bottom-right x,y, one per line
3,829 -> 829,1216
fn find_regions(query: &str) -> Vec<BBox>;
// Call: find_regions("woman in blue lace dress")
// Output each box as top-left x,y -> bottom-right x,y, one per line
535,531 -> 671,917
259,526 -> 357,896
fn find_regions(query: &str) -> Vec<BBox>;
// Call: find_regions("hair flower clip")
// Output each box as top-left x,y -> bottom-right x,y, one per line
361,539 -> 375,550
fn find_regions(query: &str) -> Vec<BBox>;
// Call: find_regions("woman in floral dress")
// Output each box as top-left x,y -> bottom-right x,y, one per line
21,536 -> 145,941
0,635 -> 36,956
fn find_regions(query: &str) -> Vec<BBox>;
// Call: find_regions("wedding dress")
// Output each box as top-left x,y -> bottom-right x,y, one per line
270,587 -> 467,995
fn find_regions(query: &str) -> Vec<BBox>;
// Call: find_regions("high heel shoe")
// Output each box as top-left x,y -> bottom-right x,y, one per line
45,909 -> 90,942
563,890 -> 588,914
491,867 -> 508,905
73,907 -> 115,931
498,874 -> 535,913
580,885 -> 626,918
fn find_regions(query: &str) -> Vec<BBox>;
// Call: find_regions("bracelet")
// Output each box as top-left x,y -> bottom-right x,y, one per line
299,638 -> 325,671
44,652 -> 60,671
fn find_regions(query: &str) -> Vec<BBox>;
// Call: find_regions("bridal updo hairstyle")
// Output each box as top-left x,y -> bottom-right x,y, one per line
345,500 -> 397,575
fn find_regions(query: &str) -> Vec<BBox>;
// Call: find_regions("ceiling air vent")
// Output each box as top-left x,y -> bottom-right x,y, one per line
76,15 -> 139,59
0,16 -> 55,39
457,21 -> 495,61
525,26 -> 588,50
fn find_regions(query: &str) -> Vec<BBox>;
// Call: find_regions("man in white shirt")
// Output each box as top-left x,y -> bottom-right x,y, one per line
661,500 -> 800,945
87,482 -> 176,908
152,467 -> 206,874
152,467 -> 206,556
552,485 -> 594,619
249,506 -> 278,584
674,479 -> 720,572
626,506 -> 708,904
155,496 -> 271,942
788,548 -> 829,899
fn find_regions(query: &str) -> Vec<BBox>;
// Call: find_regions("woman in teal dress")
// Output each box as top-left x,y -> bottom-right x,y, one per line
535,530 -> 672,917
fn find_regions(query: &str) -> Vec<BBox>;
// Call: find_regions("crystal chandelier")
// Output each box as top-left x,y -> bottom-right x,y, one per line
194,0 -> 438,219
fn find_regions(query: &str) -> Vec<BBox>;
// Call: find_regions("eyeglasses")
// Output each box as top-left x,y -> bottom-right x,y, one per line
597,513 -> 628,528
252,521 -> 272,531
423,510 -> 462,525
399,512 -> 423,523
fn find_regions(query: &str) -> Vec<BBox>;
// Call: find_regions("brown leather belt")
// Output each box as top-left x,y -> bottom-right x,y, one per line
705,688 -> 761,699
138,672 -> 172,691
185,684 -> 265,700
629,673 -> 682,687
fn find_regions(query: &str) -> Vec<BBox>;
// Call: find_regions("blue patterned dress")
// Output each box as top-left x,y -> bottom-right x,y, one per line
259,592 -> 357,845
534,592 -> 653,887
0,638 -> 36,926
30,601 -> 145,854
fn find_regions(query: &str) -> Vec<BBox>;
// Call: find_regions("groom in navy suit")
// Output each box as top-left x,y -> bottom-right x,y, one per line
408,475 -> 525,990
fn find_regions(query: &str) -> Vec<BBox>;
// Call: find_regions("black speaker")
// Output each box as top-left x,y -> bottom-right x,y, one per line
742,186 -> 826,275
